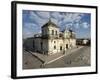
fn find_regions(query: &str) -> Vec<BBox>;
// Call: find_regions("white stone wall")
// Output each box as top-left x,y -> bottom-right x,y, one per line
48,38 -> 75,55
42,25 -> 59,37
34,38 -> 76,55
63,39 -> 70,49
48,39 -> 60,54
48,26 -> 59,35
34,23 -> 76,55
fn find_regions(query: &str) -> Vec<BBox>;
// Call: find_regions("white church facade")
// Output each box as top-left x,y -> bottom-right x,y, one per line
33,19 -> 76,55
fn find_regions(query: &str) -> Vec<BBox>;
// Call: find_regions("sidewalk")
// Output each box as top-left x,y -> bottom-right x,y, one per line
29,46 -> 84,65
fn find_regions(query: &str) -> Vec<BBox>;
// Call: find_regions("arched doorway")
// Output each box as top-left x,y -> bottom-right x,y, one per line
66,44 -> 68,49
60,46 -> 62,51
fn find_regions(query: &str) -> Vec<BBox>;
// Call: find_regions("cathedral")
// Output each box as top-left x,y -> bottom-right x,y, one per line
33,19 -> 76,55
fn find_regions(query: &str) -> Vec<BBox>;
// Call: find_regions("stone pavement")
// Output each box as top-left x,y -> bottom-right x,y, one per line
28,46 -> 83,65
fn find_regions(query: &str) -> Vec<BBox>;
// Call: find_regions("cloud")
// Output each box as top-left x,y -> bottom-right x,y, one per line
56,13 -> 85,29
62,13 -> 84,23
51,17 -> 58,25
23,10 -> 90,38
24,22 -> 37,28
73,22 -> 90,29
81,22 -> 90,29
29,11 -> 49,27
74,23 -> 80,29
28,11 -> 85,29
23,27 -> 33,39
35,11 -> 50,19
50,12 -> 63,21
25,23 -> 41,33
23,22 -> 41,38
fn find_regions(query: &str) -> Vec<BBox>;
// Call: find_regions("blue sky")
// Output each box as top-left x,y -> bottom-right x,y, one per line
23,10 -> 91,39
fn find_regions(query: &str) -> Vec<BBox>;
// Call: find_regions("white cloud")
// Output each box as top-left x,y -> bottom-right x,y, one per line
23,10 -> 91,39
24,23 -> 41,32
29,11 -> 48,27
29,11 -> 41,24
51,17 -> 58,25
23,22 -> 41,38
62,13 -> 84,23
36,11 -> 50,19
23,28 -> 33,39
24,23 -> 37,28
50,12 -> 63,20
58,13 -> 84,30
74,23 -> 80,29
29,11 -> 85,30
82,22 -> 90,29
62,13 -> 73,22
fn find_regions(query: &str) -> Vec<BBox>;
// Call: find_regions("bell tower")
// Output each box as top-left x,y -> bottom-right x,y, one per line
41,19 -> 59,39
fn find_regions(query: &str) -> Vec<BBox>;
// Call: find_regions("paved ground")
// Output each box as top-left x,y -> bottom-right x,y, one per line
23,50 -> 42,69
29,46 -> 83,64
45,46 -> 90,68
23,46 -> 90,69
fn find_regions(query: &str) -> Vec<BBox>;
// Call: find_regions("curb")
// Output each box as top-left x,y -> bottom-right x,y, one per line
28,51 -> 44,63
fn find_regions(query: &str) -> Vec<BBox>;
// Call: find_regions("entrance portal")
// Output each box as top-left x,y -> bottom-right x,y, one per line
60,46 -> 62,51
66,44 -> 68,49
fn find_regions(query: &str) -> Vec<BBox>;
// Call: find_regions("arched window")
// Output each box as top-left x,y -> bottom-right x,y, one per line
52,30 -> 54,35
56,31 -> 57,35
54,45 -> 56,49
